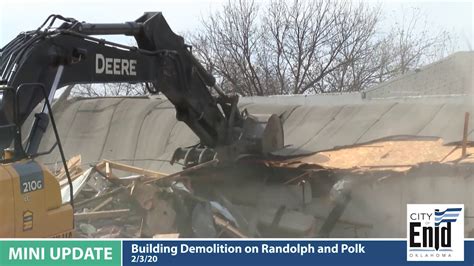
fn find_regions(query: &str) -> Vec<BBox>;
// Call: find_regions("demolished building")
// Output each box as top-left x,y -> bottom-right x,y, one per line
38,52 -> 474,238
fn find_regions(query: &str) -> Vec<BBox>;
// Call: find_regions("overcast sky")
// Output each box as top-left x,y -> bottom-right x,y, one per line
0,0 -> 472,50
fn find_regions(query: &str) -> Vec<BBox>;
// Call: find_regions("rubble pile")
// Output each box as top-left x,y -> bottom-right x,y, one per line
53,155 -> 334,238
54,137 -> 474,238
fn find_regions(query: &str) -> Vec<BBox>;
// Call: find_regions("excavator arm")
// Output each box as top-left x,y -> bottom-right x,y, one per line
0,12 -> 284,166
0,12 -> 284,238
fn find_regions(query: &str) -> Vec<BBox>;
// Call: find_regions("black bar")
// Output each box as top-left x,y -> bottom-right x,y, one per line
77,22 -> 143,36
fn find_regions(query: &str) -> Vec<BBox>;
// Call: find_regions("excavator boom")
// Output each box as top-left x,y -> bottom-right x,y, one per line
0,12 -> 283,165
0,12 -> 283,237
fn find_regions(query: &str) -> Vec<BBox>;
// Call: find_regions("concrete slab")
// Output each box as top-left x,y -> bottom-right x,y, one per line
64,99 -> 123,163
298,103 -> 395,153
278,105 -> 345,155
418,103 -> 474,143
356,103 -> 443,143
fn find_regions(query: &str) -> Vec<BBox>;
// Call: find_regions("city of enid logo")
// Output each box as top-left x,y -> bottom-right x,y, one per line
407,204 -> 464,261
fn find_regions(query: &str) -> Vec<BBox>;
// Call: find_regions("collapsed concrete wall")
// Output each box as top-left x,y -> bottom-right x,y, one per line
39,97 -> 473,171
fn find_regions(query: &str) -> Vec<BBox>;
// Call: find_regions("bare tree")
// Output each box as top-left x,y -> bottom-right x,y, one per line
378,7 -> 454,76
67,1 -> 455,97
192,0 -> 382,95
192,0 -> 266,96
322,3 -> 381,92
191,0 -> 455,96
71,83 -> 148,97
329,6 -> 455,92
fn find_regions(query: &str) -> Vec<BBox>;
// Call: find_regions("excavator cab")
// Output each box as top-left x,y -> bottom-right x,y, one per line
0,85 -> 26,161
0,88 -> 15,153
0,84 -> 74,237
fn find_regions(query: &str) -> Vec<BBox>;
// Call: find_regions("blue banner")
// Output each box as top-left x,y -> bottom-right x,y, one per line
122,240 -> 474,266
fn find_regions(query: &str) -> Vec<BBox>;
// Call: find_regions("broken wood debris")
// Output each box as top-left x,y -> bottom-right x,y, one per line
213,215 -> 248,238
91,197 -> 113,212
68,158 -> 228,238
55,154 -> 86,189
67,157 -> 329,238
56,136 -> 474,240
94,159 -> 167,180
64,155 -> 387,238
56,155 -> 82,179
153,233 -> 180,238
143,158 -> 219,184
462,112 -> 470,158
269,138 -> 474,171
75,186 -> 126,207
75,209 -> 130,221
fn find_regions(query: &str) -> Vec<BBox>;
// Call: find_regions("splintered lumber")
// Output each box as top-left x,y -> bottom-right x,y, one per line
440,146 -> 459,163
93,164 -> 118,179
75,186 -> 125,207
153,233 -> 180,239
95,160 -> 166,180
61,168 -> 94,204
462,112 -> 470,158
91,197 -> 113,212
56,155 -> 82,180
143,159 -> 219,184
62,154 -> 81,172
213,215 -> 248,238
283,171 -> 311,185
59,171 -> 85,187
106,162 -> 111,178
276,138 -> 474,172
93,158 -> 218,184
75,209 -> 130,221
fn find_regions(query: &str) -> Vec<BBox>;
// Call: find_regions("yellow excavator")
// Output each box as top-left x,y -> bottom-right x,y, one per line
0,12 -> 284,237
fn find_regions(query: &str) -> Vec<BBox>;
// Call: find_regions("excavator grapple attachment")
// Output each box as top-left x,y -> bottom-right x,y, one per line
242,113 -> 284,155
172,113 -> 284,167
